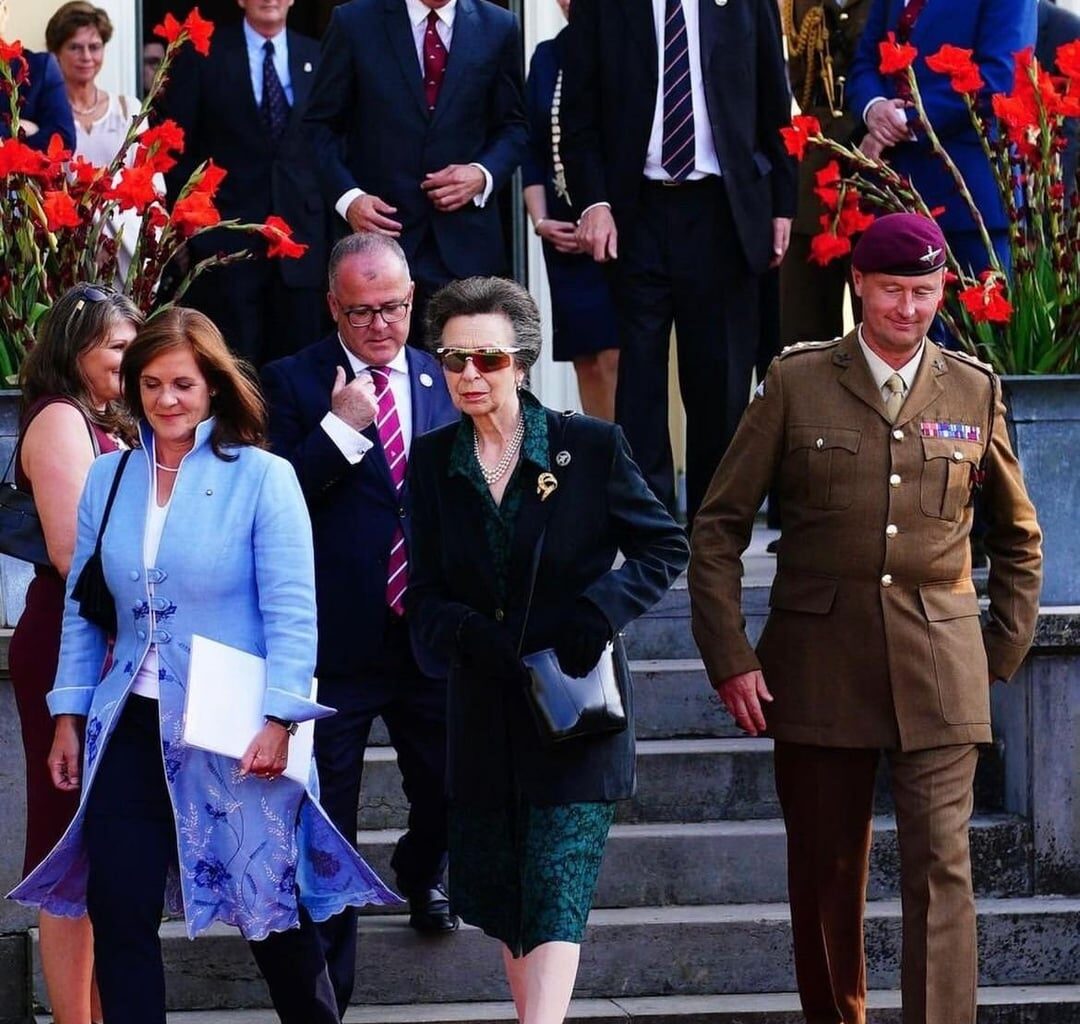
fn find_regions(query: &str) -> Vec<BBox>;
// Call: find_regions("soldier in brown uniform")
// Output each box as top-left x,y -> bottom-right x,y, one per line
781,0 -> 871,347
688,214 -> 1042,1024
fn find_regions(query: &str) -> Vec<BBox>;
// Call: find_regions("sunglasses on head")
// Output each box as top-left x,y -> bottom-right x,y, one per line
436,347 -> 521,373
65,283 -> 116,338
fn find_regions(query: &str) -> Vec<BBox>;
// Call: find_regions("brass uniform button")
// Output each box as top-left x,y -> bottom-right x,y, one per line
886,524 -> 899,538
881,574 -> 894,588
889,474 -> 901,487
892,429 -> 904,441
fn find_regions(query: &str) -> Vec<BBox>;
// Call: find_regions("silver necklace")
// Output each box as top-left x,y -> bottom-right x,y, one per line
69,87 -> 102,116
155,461 -> 180,473
473,416 -> 525,486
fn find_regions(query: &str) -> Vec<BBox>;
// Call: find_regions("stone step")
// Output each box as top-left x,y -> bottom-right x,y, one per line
104,898 -> 1080,1010
625,589 -> 769,662
357,739 -> 780,830
354,814 -> 1031,910
49,986 -> 1080,1023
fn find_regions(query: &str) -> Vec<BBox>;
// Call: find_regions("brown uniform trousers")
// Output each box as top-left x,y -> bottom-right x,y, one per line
781,0 -> 871,347
689,332 -> 1042,1024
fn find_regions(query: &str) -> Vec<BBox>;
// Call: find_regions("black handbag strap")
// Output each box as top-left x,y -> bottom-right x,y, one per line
516,412 -> 574,656
92,449 -> 133,555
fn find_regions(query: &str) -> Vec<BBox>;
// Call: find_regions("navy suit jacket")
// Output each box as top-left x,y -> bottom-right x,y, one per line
302,0 -> 528,278
160,24 -> 329,289
1037,0 -> 1080,189
1,51 -> 75,151
560,0 -> 797,275
848,0 -> 1037,234
262,335 -> 458,678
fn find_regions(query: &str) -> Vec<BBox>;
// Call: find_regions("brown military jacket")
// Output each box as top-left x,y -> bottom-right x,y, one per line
688,330 -> 1043,750
785,0 -> 872,235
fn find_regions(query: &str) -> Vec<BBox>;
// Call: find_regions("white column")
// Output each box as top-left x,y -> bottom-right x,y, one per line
522,3 -> 582,412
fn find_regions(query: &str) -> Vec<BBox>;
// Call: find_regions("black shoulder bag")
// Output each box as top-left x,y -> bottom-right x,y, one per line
71,449 -> 132,633
0,447 -> 50,566
516,414 -> 629,746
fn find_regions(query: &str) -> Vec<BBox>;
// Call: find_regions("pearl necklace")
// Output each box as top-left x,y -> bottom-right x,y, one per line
69,87 -> 103,116
155,462 -> 180,473
473,416 -> 525,486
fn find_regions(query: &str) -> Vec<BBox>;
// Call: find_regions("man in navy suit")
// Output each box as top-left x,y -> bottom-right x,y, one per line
1038,0 -> 1080,190
262,233 -> 459,1016
161,0 -> 330,365
847,0 -> 1037,279
302,0 -> 528,346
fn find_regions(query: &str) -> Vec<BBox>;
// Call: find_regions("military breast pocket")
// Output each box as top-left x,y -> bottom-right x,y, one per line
786,426 -> 861,510
919,438 -> 982,521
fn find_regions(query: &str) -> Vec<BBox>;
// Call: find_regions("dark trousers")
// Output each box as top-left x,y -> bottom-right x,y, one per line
612,177 -> 757,523
84,696 -> 338,1024
314,618 -> 449,1014
182,256 -> 328,367
773,741 -> 978,1024
406,233 -> 454,350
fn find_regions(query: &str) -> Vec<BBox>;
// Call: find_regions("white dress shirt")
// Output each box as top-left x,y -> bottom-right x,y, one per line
858,327 -> 925,406
320,340 -> 414,465
645,0 -> 721,180
334,0 -> 493,221
243,18 -> 293,108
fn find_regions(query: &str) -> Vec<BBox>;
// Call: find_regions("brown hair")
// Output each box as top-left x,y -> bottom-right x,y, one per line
20,282 -> 140,443
121,307 -> 267,459
45,1 -> 113,52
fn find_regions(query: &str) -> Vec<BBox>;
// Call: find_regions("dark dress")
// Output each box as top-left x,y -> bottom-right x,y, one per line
443,394 -> 615,956
524,34 -> 619,363
9,397 -> 117,876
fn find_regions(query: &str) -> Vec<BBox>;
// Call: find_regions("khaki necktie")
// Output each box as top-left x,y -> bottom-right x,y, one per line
884,373 -> 906,423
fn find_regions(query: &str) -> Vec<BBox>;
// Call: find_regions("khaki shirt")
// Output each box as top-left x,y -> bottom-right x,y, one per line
688,330 -> 1043,750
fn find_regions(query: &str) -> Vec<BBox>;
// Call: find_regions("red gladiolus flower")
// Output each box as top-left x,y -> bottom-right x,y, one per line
152,13 -> 183,46
146,203 -> 170,230
813,160 -> 842,208
810,228 -> 852,266
1056,40 -> 1080,81
0,39 -> 24,64
137,119 -> 185,173
780,114 -> 821,160
836,192 -> 875,235
0,137 -> 52,178
171,191 -> 221,235
182,9 -> 215,57
925,45 -> 984,94
42,190 -> 82,231
190,160 -> 227,197
110,163 -> 160,212
958,279 -> 1013,324
879,32 -> 917,76
260,215 -> 308,259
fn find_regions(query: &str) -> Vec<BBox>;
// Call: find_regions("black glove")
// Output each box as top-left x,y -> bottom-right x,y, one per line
553,600 -> 612,678
457,613 -> 523,681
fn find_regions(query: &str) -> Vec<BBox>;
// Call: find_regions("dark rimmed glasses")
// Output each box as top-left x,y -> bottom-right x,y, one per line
338,299 -> 411,329
436,347 -> 522,373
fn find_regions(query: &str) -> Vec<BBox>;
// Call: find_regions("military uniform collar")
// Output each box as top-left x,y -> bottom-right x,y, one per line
856,326 -> 925,393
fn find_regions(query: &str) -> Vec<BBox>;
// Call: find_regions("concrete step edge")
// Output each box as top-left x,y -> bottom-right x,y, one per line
363,737 -> 773,762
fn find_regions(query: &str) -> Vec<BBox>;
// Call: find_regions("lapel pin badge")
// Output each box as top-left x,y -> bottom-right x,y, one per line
716,0 -> 728,6
304,62 -> 313,73
419,372 -> 434,388
555,450 -> 571,467
537,472 -> 558,501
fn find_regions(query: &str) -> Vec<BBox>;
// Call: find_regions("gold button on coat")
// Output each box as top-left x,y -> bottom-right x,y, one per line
889,474 -> 901,487
881,574 -> 893,587
886,524 -> 899,538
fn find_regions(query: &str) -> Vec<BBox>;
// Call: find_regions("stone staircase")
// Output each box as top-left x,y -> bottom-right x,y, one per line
31,538 -> 1080,1023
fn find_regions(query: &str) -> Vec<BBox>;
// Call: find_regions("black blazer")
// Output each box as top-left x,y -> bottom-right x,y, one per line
406,407 -> 689,806
160,24 -> 329,289
1037,0 -> 1080,189
302,0 -> 528,278
560,0 -> 797,274
262,336 -> 458,677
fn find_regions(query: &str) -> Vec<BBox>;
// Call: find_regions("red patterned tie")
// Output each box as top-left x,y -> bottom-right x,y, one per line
370,367 -> 408,616
423,10 -> 448,111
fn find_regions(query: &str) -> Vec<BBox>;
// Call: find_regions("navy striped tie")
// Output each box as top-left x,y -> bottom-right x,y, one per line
661,0 -> 696,181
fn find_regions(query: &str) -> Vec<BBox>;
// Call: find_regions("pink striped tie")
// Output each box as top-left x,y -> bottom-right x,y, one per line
370,367 -> 408,616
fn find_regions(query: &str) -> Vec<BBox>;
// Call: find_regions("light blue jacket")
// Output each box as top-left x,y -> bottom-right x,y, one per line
9,419 -> 400,939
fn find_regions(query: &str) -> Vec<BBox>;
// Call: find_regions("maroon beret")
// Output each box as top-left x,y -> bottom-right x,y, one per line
851,213 -> 947,276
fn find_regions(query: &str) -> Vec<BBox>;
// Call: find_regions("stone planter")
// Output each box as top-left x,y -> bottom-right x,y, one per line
1001,375 -> 1080,607
0,388 -> 33,628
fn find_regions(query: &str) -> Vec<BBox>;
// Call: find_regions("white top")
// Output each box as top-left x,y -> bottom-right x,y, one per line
333,0 -> 491,219
129,461 -> 173,700
243,18 -> 293,107
858,327 -> 925,404
645,0 -> 722,181
320,340 -> 414,465
74,92 -> 140,169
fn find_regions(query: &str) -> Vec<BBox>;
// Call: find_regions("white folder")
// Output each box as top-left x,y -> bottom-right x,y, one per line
183,634 -> 315,785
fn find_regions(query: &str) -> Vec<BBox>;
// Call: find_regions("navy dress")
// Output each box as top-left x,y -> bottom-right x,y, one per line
524,34 -> 619,363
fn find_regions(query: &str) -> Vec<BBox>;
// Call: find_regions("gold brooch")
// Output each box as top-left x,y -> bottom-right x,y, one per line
537,472 -> 558,501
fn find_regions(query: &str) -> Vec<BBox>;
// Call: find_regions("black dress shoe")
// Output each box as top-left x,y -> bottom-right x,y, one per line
407,885 -> 459,934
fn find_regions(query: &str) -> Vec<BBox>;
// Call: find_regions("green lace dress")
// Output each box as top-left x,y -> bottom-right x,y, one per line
446,393 -> 616,957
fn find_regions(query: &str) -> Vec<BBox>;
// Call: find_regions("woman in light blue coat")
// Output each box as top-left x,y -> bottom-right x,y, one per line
9,308 -> 399,1024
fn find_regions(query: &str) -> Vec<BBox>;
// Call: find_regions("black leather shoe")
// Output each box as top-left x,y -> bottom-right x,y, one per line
407,885 -> 459,934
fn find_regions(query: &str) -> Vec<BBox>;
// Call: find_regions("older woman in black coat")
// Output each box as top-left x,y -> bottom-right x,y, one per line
406,277 -> 688,1024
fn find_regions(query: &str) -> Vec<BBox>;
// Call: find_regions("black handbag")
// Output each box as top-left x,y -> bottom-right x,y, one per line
516,413 -> 629,746
71,449 -> 132,633
0,445 -> 50,565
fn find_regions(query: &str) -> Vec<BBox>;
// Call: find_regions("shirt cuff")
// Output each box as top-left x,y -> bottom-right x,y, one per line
863,96 -> 887,125
470,163 -> 494,207
579,201 -> 612,222
321,412 -> 373,464
47,685 -> 96,718
335,187 -> 365,222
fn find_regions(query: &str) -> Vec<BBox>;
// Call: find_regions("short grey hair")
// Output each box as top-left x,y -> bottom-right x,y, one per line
327,232 -> 410,290
424,276 -> 542,372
